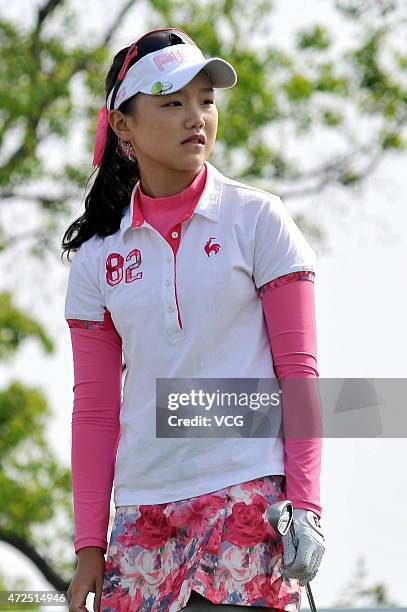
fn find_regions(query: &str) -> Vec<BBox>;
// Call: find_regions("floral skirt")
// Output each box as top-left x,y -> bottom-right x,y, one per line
100,475 -> 301,612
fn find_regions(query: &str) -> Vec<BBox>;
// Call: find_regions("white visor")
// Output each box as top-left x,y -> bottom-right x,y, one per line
107,43 -> 237,110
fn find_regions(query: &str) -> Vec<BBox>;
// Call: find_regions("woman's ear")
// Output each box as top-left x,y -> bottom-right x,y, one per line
108,109 -> 133,141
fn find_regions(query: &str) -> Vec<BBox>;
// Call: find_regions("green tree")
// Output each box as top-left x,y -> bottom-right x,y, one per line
0,0 -> 406,591
0,291 -> 73,594
0,0 -> 406,259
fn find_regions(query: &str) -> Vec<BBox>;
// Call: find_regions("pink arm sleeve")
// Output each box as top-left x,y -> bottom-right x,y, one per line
67,310 -> 122,555
259,272 -> 323,518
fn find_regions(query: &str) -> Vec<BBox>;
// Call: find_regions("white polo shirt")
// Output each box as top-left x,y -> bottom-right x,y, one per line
64,160 -> 317,505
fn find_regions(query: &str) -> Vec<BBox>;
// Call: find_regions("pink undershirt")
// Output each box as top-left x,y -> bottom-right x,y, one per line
67,163 -> 322,554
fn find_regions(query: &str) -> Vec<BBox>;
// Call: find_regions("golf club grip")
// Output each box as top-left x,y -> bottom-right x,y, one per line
286,508 -> 317,612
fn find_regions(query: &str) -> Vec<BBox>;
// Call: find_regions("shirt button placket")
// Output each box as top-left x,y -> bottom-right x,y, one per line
163,251 -> 179,335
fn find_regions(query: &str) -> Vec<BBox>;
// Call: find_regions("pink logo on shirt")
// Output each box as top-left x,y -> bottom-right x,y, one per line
204,237 -> 221,257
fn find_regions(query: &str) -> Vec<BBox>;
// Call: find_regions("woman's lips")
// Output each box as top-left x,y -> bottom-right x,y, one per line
181,141 -> 205,147
181,133 -> 206,145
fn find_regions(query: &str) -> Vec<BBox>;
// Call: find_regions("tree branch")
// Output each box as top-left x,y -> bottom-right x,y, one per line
0,529 -> 70,592
1,1 -> 139,175
68,1 -> 138,77
0,115 -> 43,178
280,149 -> 384,200
0,191 -> 81,203
36,0 -> 66,30
101,0 -> 137,48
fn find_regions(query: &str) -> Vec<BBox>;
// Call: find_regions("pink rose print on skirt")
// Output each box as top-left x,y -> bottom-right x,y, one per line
100,475 -> 301,611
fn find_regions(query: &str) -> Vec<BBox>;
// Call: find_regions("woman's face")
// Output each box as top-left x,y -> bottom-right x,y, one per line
109,69 -> 218,177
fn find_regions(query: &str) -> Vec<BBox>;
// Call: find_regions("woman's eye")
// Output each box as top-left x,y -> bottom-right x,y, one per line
166,100 -> 214,107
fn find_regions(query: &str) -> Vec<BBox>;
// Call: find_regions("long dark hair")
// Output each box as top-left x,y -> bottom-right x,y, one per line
60,46 -> 141,263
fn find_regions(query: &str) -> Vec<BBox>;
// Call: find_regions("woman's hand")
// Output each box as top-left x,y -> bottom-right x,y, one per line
67,547 -> 106,612
280,509 -> 325,586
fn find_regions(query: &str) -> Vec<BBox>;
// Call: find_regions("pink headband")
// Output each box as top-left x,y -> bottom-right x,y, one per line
92,41 -> 140,168
92,106 -> 110,168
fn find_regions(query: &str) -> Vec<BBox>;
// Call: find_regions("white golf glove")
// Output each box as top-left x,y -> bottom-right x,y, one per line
280,508 -> 325,586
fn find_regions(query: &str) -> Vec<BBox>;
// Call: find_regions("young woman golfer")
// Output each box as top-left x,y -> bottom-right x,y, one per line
62,27 -> 325,612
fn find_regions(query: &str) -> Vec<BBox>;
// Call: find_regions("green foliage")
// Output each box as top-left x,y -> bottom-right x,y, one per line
0,291 -> 75,584
284,74 -> 314,101
321,109 -> 344,126
1,0 -> 406,234
381,130 -> 403,149
314,63 -> 349,95
297,24 -> 332,50
335,0 -> 398,18
0,292 -> 54,362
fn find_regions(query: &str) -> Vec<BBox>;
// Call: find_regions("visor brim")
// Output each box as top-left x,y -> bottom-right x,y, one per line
140,57 -> 237,96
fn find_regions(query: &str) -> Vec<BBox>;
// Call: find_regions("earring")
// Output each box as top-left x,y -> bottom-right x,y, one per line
119,139 -> 136,161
